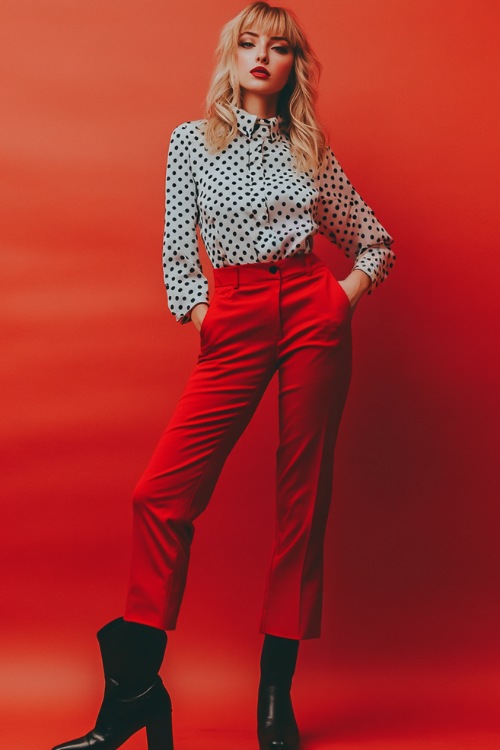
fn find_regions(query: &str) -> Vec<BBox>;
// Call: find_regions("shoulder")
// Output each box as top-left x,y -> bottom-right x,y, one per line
317,143 -> 344,173
169,118 -> 207,144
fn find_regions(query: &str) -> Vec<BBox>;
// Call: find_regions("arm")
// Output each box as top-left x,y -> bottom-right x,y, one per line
162,123 -> 209,325
316,145 -> 396,303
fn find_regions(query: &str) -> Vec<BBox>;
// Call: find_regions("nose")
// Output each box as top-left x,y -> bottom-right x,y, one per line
256,47 -> 269,64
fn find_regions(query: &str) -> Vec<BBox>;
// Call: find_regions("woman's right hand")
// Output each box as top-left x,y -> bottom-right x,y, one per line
190,303 -> 209,333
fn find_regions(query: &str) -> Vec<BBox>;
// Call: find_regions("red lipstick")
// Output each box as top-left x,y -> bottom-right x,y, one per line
250,66 -> 270,78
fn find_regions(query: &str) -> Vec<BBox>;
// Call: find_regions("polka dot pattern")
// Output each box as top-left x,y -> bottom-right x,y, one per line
162,104 -> 396,324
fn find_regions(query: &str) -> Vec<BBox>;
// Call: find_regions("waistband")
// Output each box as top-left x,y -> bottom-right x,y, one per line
213,251 -> 326,288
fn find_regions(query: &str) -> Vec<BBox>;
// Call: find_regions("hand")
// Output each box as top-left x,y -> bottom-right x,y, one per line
337,270 -> 372,314
190,303 -> 209,332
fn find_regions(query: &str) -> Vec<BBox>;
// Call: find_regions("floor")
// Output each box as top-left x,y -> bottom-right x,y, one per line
4,639 -> 499,750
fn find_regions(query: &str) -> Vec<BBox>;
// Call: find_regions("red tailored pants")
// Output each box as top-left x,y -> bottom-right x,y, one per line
124,251 -> 352,639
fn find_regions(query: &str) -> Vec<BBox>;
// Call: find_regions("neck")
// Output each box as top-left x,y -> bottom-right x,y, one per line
240,92 -> 278,119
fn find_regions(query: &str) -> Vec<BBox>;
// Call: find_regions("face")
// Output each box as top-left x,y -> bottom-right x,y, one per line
236,29 -> 294,99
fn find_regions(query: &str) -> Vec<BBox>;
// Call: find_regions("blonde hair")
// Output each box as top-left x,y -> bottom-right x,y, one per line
203,1 -> 328,172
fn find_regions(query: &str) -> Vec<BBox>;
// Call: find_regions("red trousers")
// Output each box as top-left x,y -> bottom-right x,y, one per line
124,251 -> 352,639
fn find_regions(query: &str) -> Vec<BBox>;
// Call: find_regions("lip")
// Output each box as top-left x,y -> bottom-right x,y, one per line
250,67 -> 270,77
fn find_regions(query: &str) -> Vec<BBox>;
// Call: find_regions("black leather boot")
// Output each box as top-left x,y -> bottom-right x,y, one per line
257,635 -> 300,750
51,617 -> 173,750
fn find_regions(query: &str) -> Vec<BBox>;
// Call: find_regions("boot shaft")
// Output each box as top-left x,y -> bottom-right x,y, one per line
260,634 -> 299,687
96,617 -> 167,695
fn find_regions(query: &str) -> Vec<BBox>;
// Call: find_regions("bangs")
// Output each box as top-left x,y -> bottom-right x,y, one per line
238,6 -> 301,50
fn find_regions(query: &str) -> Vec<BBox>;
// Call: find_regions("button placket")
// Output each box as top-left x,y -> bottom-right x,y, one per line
248,138 -> 264,180
242,115 -> 280,263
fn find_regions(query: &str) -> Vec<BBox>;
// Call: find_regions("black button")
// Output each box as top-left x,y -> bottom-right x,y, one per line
269,265 -> 278,274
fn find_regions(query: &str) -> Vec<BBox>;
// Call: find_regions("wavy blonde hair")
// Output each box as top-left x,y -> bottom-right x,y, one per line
203,1 -> 329,173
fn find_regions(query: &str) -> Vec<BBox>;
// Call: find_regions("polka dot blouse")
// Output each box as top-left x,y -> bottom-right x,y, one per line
162,103 -> 396,324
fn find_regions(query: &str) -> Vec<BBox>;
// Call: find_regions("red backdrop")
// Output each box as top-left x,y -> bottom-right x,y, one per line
2,1 -> 499,748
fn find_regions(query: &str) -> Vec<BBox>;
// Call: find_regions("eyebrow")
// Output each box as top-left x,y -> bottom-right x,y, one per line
239,31 -> 289,42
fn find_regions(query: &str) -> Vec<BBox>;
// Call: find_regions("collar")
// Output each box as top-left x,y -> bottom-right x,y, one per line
232,104 -> 283,142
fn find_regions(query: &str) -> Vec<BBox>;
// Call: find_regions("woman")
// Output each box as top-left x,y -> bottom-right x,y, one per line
52,3 -> 396,750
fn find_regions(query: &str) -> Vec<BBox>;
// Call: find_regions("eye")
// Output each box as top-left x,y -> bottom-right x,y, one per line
273,46 -> 289,54
238,41 -> 254,48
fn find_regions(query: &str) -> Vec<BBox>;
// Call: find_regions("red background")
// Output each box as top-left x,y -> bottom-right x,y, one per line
2,1 -> 499,748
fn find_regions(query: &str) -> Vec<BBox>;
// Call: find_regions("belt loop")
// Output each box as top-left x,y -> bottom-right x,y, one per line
234,265 -> 240,289
305,251 -> 313,276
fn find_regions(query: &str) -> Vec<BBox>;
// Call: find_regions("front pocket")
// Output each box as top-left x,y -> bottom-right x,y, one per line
334,277 -> 352,317
324,270 -> 352,321
199,301 -> 214,336
198,287 -> 227,348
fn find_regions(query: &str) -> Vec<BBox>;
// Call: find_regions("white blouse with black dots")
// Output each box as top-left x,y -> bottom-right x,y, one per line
162,104 -> 396,325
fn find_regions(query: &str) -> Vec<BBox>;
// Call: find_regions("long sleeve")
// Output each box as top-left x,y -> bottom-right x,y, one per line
316,145 -> 396,294
162,124 -> 209,324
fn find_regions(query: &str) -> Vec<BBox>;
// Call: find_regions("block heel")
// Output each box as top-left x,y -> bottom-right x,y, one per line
146,709 -> 174,750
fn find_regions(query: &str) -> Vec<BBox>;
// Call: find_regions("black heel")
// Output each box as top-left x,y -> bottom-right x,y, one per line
257,635 -> 300,750
257,682 -> 300,750
146,711 -> 174,750
51,617 -> 175,750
